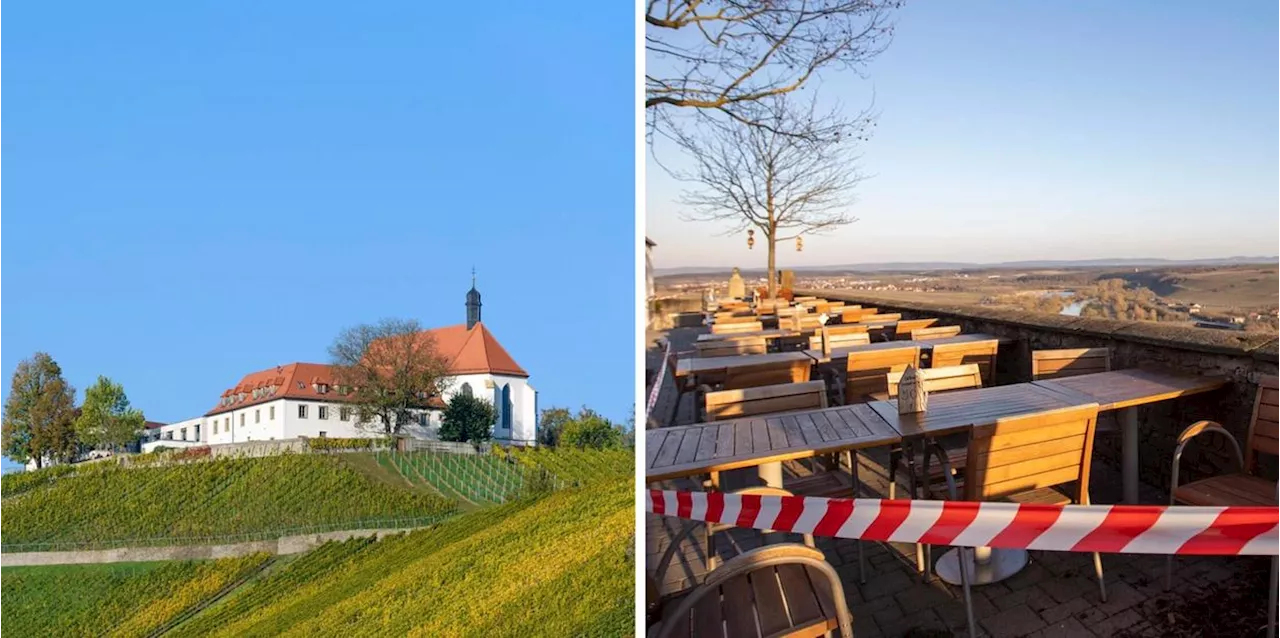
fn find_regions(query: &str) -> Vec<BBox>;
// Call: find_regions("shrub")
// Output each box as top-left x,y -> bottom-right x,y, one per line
305,437 -> 376,452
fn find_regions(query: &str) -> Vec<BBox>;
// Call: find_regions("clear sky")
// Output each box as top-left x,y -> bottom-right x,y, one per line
3,2 -> 636,436
647,1 -> 1279,268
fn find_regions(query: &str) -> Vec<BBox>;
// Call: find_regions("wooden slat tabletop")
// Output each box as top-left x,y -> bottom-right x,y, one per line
803,334 -> 1004,364
646,403 -> 902,482
696,329 -> 800,343
1032,368 -> 1228,411
674,351 -> 814,378
867,383 -> 1082,438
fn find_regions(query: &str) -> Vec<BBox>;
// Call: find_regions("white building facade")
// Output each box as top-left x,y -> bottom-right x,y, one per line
144,282 -> 537,450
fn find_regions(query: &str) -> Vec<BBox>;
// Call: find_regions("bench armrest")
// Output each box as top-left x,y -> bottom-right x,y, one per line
1170,420 -> 1244,504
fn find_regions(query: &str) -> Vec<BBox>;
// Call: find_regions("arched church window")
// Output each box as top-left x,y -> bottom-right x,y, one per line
501,385 -> 513,430
460,383 -> 473,397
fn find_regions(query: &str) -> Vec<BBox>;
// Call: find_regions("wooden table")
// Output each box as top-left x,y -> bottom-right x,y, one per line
646,403 -> 901,483
674,351 -> 814,379
1032,368 -> 1228,503
866,383 -> 1082,439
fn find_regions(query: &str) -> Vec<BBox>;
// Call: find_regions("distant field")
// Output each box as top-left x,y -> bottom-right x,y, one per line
1,476 -> 634,637
1116,266 -> 1278,311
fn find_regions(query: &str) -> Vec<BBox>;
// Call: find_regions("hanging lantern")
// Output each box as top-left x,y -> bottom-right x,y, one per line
796,236 -> 804,252
747,229 -> 755,249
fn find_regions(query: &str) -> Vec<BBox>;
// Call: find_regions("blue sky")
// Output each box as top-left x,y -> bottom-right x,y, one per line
647,1 -> 1279,267
3,1 -> 636,441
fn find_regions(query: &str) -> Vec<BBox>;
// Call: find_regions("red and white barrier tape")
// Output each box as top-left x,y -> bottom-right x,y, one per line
647,490 -> 1279,556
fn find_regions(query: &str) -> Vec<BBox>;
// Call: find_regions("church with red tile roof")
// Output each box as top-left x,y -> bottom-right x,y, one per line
146,278 -> 536,450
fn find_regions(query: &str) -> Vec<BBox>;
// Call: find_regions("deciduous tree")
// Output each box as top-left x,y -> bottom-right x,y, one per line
670,96 -> 864,298
74,376 -> 146,452
537,407 -> 574,447
329,319 -> 452,437
439,393 -> 497,445
2,353 -> 79,468
646,0 -> 900,137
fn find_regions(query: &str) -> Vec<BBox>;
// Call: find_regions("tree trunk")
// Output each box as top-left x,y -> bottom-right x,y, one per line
766,234 -> 777,300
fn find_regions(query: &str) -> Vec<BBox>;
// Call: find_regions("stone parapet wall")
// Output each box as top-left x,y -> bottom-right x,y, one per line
802,290 -> 1279,491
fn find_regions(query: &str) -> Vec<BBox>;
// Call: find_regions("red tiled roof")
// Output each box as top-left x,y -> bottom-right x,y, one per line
426,322 -> 528,377
144,421 -> 166,430
206,323 -> 526,416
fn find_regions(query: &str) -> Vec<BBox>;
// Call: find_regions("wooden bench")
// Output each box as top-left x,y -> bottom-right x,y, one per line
845,347 -> 921,404
705,380 -> 828,421
857,312 -> 900,323
910,325 -> 962,340
1032,347 -> 1111,380
840,307 -> 873,323
886,364 -> 983,398
722,357 -> 812,391
713,313 -> 761,325
710,321 -> 764,335
893,318 -> 939,340
694,337 -> 767,358
930,340 -> 998,384
808,329 -> 871,350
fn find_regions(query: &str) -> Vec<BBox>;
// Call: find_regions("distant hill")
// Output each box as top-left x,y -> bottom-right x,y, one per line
655,256 -> 1278,276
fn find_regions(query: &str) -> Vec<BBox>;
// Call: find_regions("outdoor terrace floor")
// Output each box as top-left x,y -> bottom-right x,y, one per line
644,326 -> 1274,638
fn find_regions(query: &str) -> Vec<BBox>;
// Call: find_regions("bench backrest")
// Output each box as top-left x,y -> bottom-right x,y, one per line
964,404 -> 1100,502
840,307 -> 872,323
858,313 -> 901,323
893,318 -> 939,340
705,380 -> 828,421
885,364 -> 983,398
930,340 -> 999,384
710,321 -> 764,335
723,358 -> 812,391
695,337 -> 768,358
845,347 -> 921,402
910,325 -> 962,340
1031,348 -> 1111,381
714,313 -> 761,325
1247,375 -> 1279,472
809,331 -> 871,350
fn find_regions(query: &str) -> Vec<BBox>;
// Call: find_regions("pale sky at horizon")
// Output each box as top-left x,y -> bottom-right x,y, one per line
646,2 -> 1279,269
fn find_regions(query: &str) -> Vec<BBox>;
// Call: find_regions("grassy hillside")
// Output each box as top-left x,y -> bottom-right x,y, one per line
1,555 -> 271,637
1,477 -> 634,637
1,455 -> 456,551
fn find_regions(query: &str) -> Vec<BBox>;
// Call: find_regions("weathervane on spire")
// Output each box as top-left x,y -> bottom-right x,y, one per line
471,266 -> 476,288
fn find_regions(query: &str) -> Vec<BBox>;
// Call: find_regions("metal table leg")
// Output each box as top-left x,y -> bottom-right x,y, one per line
1121,407 -> 1139,504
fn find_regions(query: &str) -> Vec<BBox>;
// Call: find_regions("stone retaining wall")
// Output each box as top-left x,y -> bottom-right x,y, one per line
803,290 -> 1280,490
1,527 -> 416,567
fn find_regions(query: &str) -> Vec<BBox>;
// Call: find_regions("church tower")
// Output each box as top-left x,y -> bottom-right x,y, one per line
466,269 -> 482,329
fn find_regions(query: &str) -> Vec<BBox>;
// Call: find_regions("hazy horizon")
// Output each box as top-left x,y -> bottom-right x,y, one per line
646,2 -> 1279,270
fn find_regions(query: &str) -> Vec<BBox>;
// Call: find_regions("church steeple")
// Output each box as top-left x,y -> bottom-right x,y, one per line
466,268 -> 482,329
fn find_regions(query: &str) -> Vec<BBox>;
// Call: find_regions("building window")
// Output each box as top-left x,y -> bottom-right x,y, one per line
180,428 -> 187,441
319,431 -> 327,438
418,412 -> 428,426
460,382 -> 473,397
255,409 -> 261,424
298,404 -> 308,419
240,414 -> 245,427
502,385 -> 513,430
225,417 -> 230,431
194,425 -> 200,441
269,406 -> 275,420
319,406 -> 329,420
165,431 -> 173,440
213,421 -> 219,435
340,407 -> 351,421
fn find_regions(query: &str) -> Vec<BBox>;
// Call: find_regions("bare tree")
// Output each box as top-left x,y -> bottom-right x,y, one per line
672,95 -> 865,298
646,0 -> 900,136
329,318 -> 452,437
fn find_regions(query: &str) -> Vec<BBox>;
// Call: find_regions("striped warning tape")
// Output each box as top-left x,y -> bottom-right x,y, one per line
647,489 -> 1279,556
